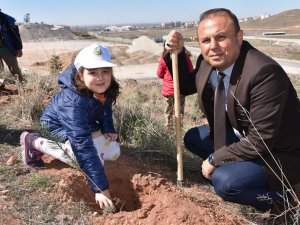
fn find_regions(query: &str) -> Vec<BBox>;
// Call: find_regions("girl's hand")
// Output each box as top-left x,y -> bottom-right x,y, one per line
104,133 -> 118,141
95,189 -> 115,210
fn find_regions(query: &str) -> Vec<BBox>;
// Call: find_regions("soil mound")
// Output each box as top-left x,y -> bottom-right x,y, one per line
19,24 -> 78,42
28,44 -> 160,74
127,36 -> 162,56
37,152 -> 247,225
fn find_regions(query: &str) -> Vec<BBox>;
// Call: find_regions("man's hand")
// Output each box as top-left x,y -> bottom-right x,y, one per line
16,49 -> 23,57
103,133 -> 118,141
164,30 -> 184,54
95,189 -> 115,210
201,159 -> 216,180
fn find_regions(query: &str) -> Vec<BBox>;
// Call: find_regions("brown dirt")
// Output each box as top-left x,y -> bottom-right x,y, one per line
19,41 -> 160,75
35,152 -> 248,225
0,40 -> 257,225
0,84 -> 18,105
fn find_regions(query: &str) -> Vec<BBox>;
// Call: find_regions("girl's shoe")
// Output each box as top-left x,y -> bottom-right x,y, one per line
20,131 -> 44,167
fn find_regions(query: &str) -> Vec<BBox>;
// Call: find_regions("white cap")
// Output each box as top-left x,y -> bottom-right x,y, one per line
74,43 -> 117,69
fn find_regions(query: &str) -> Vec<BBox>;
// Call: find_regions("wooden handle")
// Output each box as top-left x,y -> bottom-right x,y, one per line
172,51 -> 183,183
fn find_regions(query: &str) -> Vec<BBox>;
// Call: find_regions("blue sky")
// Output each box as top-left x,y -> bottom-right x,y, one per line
1,0 -> 299,26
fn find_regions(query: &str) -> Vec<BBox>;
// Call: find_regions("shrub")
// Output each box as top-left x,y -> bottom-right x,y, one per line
50,54 -> 63,75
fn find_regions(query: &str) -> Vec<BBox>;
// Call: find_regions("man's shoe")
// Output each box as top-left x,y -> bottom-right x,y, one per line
20,131 -> 44,167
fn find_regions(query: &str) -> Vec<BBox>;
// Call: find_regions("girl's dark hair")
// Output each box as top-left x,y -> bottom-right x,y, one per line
199,8 -> 240,34
72,67 -> 120,105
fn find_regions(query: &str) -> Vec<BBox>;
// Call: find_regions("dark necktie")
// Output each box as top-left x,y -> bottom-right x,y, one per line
214,72 -> 226,150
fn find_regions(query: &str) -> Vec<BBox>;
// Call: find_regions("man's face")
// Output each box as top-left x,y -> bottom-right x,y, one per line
197,14 -> 243,71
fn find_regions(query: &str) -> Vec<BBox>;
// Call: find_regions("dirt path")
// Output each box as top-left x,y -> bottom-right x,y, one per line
19,40 -> 160,79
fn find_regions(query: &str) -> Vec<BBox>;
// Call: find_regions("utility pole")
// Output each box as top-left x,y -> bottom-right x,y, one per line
24,13 -> 30,28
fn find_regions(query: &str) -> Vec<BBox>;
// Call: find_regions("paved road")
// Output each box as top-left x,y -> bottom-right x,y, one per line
245,36 -> 300,45
83,35 -> 300,79
273,58 -> 300,75
115,50 -> 300,81
244,36 -> 300,75
185,46 -> 300,75
20,39 -> 299,81
114,63 -> 158,80
115,49 -> 300,81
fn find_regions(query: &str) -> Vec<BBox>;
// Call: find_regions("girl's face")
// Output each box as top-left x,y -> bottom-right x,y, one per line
80,67 -> 112,94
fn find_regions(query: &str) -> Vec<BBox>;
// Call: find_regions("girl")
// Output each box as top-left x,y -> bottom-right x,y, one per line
157,35 -> 194,131
20,43 -> 120,210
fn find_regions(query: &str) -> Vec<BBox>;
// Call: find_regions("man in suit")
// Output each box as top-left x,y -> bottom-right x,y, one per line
164,8 -> 300,216
0,10 -> 23,84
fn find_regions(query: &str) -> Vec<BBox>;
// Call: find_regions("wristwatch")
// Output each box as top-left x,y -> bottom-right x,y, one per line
208,154 -> 215,166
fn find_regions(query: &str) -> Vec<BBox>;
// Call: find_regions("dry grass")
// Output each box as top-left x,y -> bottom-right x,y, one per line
0,61 -> 299,224
233,94 -> 300,224
0,71 -> 58,128
240,9 -> 300,30
114,80 -> 203,173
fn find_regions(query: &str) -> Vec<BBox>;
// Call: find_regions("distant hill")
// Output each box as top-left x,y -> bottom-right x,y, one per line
240,9 -> 300,30
19,23 -> 79,42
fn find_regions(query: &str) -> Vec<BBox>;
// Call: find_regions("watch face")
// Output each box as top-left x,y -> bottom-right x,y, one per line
208,154 -> 214,165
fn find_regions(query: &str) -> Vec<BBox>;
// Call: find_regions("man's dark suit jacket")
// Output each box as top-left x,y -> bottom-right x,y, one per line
165,41 -> 300,188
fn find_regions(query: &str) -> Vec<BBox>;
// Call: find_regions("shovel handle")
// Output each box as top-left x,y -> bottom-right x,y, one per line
172,51 -> 183,183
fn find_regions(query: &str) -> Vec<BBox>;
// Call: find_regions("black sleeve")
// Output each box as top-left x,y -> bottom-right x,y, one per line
9,24 -> 23,50
1,13 -> 23,50
163,50 -> 197,95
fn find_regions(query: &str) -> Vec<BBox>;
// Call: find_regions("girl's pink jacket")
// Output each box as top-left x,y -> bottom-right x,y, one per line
157,53 -> 194,96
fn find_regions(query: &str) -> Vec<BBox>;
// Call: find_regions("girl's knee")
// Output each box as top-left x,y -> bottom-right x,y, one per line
104,143 -> 120,161
111,146 -> 120,161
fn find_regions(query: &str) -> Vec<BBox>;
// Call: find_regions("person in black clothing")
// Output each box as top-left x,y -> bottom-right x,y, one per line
0,10 -> 23,83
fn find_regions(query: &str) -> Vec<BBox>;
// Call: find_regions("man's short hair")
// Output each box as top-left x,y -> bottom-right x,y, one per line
199,8 -> 240,33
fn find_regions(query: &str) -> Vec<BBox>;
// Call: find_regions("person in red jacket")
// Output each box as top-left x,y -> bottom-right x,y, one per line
157,36 -> 194,130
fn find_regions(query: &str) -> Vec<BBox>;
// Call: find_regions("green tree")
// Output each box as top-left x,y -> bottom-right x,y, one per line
49,54 -> 63,75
